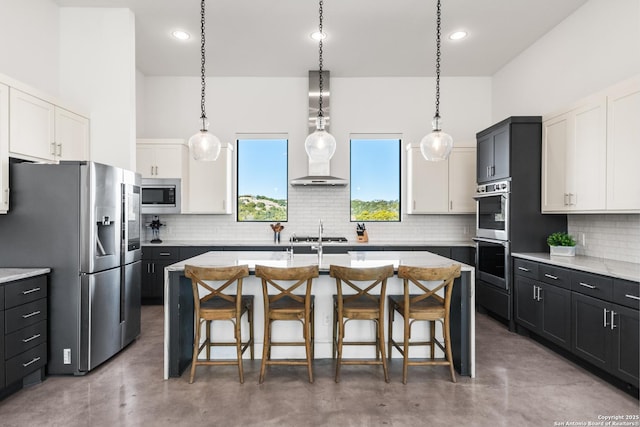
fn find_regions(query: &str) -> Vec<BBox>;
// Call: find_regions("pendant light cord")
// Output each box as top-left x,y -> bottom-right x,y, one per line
318,0 -> 325,118
199,0 -> 207,129
434,0 -> 442,120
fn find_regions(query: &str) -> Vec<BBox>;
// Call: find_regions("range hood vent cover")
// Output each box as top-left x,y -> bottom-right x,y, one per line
290,70 -> 348,187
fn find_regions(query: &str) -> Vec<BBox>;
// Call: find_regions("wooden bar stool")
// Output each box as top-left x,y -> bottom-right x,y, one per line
330,264 -> 394,383
184,264 -> 254,384
255,264 -> 319,383
388,264 -> 461,384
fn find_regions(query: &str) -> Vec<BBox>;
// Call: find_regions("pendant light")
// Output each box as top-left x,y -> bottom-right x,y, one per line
188,0 -> 221,161
304,0 -> 337,162
419,0 -> 453,162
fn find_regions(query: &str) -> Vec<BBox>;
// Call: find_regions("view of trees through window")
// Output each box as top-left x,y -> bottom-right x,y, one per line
350,138 -> 401,221
237,138 -> 288,222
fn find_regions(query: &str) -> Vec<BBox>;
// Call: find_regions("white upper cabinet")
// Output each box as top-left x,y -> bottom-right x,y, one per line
54,107 -> 90,161
407,145 -> 476,214
9,88 -> 56,162
542,96 -> 607,212
136,139 -> 188,179
0,83 -> 8,214
185,143 -> 233,214
9,88 -> 89,163
605,79 -> 640,211
542,76 -> 640,213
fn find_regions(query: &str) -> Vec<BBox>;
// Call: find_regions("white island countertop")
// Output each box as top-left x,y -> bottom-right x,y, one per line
165,250 -> 475,273
0,268 -> 51,284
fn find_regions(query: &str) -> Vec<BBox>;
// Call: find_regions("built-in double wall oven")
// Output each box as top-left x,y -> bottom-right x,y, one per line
474,180 -> 512,320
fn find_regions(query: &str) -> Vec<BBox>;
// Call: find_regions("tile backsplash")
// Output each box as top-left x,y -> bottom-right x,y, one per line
142,186 -> 475,245
568,214 -> 640,264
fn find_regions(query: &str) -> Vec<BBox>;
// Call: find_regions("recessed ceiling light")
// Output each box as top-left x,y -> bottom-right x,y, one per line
310,31 -> 326,41
449,31 -> 468,40
172,30 -> 190,41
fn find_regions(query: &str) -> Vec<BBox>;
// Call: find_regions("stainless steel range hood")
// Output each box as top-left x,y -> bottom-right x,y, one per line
290,70 -> 348,187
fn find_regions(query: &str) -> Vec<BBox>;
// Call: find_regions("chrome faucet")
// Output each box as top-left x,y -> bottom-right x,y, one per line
311,219 -> 323,258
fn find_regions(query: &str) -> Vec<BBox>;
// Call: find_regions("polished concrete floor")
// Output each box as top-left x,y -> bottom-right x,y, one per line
0,306 -> 637,426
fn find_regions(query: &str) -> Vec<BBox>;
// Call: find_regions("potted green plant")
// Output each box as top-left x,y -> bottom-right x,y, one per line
547,232 -> 577,256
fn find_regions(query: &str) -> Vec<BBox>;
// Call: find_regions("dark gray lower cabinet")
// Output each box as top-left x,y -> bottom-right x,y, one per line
514,276 -> 571,350
142,247 -> 180,304
572,293 -> 639,385
514,256 -> 639,389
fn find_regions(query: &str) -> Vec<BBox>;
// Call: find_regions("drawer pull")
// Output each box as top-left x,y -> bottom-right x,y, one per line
603,308 -> 609,327
579,282 -> 596,289
22,357 -> 41,368
22,310 -> 41,319
625,294 -> 640,301
544,274 -> 558,280
22,287 -> 41,295
159,252 -> 172,256
22,334 -> 42,343
518,267 -> 530,272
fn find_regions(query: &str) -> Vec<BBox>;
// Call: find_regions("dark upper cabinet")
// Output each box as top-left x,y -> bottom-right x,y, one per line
477,126 -> 510,183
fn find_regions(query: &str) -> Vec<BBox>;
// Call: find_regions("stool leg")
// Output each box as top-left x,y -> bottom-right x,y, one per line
379,316 -> 389,383
205,320 -> 211,361
403,315 -> 409,384
189,319 -> 202,384
335,315 -> 343,383
332,301 -> 337,359
235,316 -> 244,384
259,317 -> 270,383
311,304 -> 315,360
249,303 -> 255,360
430,321 -> 436,359
444,316 -> 456,383
387,301 -> 393,361
305,309 -> 314,383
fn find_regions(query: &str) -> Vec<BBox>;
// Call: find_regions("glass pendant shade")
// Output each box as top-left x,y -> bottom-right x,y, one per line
420,116 -> 453,161
305,116 -> 336,162
188,128 -> 221,161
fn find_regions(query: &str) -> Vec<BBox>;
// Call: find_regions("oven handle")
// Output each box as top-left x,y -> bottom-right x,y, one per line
473,192 -> 509,200
472,237 -> 510,247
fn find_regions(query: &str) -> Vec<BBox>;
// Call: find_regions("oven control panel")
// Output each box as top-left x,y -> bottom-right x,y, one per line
476,180 -> 510,194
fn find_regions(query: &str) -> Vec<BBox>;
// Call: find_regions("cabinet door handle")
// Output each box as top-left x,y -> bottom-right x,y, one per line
3,188 -> 8,206
625,294 -> 640,301
50,142 -> 56,155
518,266 -> 530,272
57,143 -> 62,157
544,274 -> 558,280
22,310 -> 41,319
22,333 -> 41,343
152,263 -> 155,274
610,311 -> 617,330
486,166 -> 490,177
491,165 -> 495,176
150,166 -> 154,176
537,287 -> 543,301
603,308 -> 609,327
533,285 -> 537,300
22,357 -> 41,368
579,282 -> 596,289
22,287 -> 41,295
154,166 -> 159,175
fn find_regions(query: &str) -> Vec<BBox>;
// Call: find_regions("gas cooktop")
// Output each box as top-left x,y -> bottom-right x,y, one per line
290,236 -> 349,243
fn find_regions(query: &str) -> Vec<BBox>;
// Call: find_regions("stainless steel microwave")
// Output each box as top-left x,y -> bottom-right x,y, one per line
141,178 -> 181,214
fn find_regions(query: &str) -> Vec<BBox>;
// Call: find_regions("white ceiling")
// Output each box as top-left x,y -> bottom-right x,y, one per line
52,0 -> 589,78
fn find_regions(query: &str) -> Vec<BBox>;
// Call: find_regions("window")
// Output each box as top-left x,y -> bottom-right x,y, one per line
350,137 -> 401,221
237,137 -> 288,222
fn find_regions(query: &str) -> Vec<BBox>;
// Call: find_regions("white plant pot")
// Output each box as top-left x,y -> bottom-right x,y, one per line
549,245 -> 576,257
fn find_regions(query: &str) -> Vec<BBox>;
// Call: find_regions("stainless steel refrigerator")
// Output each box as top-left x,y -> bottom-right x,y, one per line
0,161 -> 141,375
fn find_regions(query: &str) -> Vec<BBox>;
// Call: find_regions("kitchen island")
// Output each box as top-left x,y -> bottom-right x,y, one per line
163,251 -> 475,380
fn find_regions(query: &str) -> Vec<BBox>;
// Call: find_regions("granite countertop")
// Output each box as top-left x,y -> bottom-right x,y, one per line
166,250 -> 475,273
143,239 -> 475,247
511,253 -> 640,282
0,268 -> 51,284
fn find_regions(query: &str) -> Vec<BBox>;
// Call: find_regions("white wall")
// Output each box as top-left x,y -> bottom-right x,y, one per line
0,0 -> 60,96
492,0 -> 640,120
492,0 -> 640,263
59,8 -> 137,170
